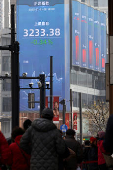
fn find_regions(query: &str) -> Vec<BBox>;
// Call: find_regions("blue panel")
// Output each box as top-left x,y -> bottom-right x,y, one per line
17,0 -> 70,111
94,10 -> 100,71
72,1 -> 81,66
81,4 -> 88,68
88,7 -> 94,69
100,12 -> 106,73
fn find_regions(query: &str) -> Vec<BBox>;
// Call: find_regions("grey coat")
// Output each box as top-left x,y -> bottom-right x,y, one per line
20,118 -> 66,170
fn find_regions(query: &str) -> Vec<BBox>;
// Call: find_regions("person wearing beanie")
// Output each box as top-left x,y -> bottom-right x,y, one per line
20,108 -> 66,170
97,131 -> 108,170
88,137 -> 98,170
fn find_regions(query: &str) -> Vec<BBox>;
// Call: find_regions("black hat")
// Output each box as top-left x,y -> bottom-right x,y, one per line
41,108 -> 54,120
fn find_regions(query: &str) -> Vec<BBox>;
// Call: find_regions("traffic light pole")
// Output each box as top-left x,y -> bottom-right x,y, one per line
11,5 -> 20,130
50,56 -> 53,110
40,74 -> 46,116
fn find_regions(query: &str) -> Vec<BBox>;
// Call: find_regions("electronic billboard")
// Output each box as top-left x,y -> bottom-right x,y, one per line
16,0 -> 70,111
72,0 -> 106,72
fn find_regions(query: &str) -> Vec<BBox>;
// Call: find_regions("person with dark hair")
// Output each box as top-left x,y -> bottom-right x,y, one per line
64,129 -> 83,170
23,119 -> 32,131
9,127 -> 30,170
82,140 -> 91,170
88,137 -> 98,170
20,108 -> 66,170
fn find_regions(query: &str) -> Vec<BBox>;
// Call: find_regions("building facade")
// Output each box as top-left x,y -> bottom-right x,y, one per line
0,0 -> 108,138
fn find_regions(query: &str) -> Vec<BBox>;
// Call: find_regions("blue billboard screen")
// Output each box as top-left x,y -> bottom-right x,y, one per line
100,12 -> 106,73
88,7 -> 94,69
17,0 -> 70,111
94,10 -> 100,71
72,1 -> 81,66
72,1 -> 106,72
81,4 -> 88,68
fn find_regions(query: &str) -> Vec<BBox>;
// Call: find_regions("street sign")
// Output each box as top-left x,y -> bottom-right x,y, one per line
60,124 -> 68,132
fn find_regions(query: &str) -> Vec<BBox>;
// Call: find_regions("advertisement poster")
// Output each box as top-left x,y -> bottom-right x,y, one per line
73,113 -> 77,130
72,1 -> 81,66
81,4 -> 88,68
94,10 -> 100,71
53,96 -> 59,123
88,7 -> 94,69
65,113 -> 69,129
100,12 -> 106,72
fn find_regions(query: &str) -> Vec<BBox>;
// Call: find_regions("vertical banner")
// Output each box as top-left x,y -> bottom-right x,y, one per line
81,4 -> 88,68
45,97 -> 48,108
100,12 -> 106,72
53,96 -> 59,123
94,10 -> 100,71
73,113 -> 77,130
72,1 -> 81,66
88,7 -> 94,69
65,113 -> 69,129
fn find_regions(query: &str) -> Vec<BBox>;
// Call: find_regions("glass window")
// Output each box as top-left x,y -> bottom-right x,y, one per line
78,72 -> 87,87
72,91 -> 77,107
71,71 -> 77,85
88,94 -> 94,106
2,121 -> 10,134
87,74 -> 92,88
82,93 -> 87,107
2,97 -> 11,112
81,0 -> 85,2
3,79 -> 11,91
2,56 -> 11,71
94,0 -> 98,7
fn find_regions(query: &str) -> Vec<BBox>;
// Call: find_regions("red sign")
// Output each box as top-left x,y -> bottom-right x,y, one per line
96,48 -> 99,66
65,113 -> 69,129
45,97 -> 48,108
53,97 -> 59,123
73,113 -> 77,130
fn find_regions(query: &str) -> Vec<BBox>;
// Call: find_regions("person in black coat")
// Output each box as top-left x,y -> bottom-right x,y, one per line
64,129 -> 83,170
20,108 -> 67,170
88,137 -> 99,170
103,114 -> 113,155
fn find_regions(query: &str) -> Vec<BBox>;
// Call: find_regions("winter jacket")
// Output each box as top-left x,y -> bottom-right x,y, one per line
0,131 -> 11,170
64,136 -> 83,170
103,114 -> 113,154
20,118 -> 66,170
88,144 -> 98,170
97,140 -> 106,165
9,135 -> 30,170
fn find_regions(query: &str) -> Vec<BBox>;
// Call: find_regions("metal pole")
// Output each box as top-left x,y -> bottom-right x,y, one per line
11,5 -> 20,130
70,89 -> 73,129
79,93 -> 82,144
108,0 -> 113,115
63,99 -> 66,124
12,41 -> 20,129
40,74 -> 45,116
11,5 -> 15,45
50,56 -> 53,110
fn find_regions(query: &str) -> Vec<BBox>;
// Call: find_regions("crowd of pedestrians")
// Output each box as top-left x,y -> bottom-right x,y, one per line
0,108 -> 112,170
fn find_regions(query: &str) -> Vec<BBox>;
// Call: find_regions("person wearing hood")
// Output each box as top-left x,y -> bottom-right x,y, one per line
20,108 -> 66,170
97,131 -> 108,170
9,127 -> 30,170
